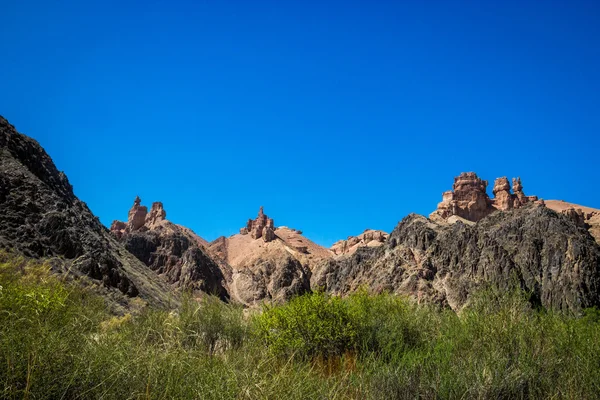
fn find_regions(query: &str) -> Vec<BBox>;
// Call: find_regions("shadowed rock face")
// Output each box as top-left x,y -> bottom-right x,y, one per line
0,116 -> 173,308
313,205 -> 600,312
231,253 -> 311,305
111,198 -> 231,300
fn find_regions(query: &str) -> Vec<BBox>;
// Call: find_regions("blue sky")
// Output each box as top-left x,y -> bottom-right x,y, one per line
1,1 -> 599,246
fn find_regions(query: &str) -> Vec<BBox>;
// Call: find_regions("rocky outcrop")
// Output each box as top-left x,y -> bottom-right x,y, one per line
111,198 -> 231,300
208,211 -> 333,305
331,229 -> 389,256
145,201 -> 166,228
241,206 -> 276,242
127,196 -> 148,231
431,172 -> 539,223
544,200 -> 600,244
561,207 -> 587,228
492,177 -> 513,210
0,116 -> 173,309
430,172 -> 494,222
231,253 -> 311,305
313,205 -> 600,312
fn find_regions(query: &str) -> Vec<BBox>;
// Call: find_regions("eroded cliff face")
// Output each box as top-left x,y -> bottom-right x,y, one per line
111,198 -> 231,300
0,116 -> 173,309
312,204 -> 600,312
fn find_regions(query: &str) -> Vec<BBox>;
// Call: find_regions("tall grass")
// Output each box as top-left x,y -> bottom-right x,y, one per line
1,252 -> 599,399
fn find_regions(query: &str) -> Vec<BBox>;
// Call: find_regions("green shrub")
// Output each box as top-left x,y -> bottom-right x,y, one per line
253,291 -> 358,359
253,290 -> 433,362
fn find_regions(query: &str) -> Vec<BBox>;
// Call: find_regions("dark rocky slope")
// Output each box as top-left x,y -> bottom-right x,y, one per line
111,198 -> 231,300
313,204 -> 600,312
0,116 -> 174,309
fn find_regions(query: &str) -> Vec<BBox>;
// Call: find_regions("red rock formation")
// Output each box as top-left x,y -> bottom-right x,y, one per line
110,221 -> 127,239
492,177 -> 513,211
330,229 -> 389,256
111,197 -> 166,235
431,173 -> 540,223
145,202 -> 166,227
242,206 -> 276,242
430,172 -> 493,222
263,226 -> 276,242
127,196 -> 148,231
110,197 -> 231,299
512,177 -> 538,206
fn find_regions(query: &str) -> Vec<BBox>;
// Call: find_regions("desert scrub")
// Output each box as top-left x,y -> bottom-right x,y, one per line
252,290 -> 432,361
1,251 -> 600,399
0,252 -> 107,399
177,293 -> 246,354
253,291 -> 360,360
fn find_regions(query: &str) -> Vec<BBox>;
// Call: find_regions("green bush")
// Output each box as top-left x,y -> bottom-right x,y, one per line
253,289 -> 435,362
253,291 -> 359,359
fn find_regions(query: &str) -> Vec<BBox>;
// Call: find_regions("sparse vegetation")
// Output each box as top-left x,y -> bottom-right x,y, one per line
1,252 -> 599,399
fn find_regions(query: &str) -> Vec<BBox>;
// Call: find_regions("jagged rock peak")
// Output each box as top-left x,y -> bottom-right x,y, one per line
430,172 -> 493,222
431,172 -> 540,223
240,206 -> 276,242
111,197 -> 168,238
127,196 -> 148,231
146,202 -> 167,227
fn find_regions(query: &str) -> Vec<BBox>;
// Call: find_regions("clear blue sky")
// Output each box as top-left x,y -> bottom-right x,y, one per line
1,1 -> 599,246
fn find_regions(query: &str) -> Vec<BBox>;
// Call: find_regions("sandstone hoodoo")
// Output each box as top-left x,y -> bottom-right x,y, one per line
111,198 -> 168,238
240,206 -> 276,242
0,116 -> 173,310
430,172 -> 539,223
111,197 -> 230,300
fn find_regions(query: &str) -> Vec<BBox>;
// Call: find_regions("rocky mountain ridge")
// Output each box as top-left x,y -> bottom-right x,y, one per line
314,203 -> 600,312
2,116 -> 599,313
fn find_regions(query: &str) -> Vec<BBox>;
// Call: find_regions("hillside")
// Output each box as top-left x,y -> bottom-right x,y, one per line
208,207 -> 332,305
545,200 -> 600,243
0,116 -> 174,311
110,198 -> 231,300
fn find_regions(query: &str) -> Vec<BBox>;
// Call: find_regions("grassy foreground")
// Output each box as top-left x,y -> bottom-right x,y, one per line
1,253 -> 599,399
